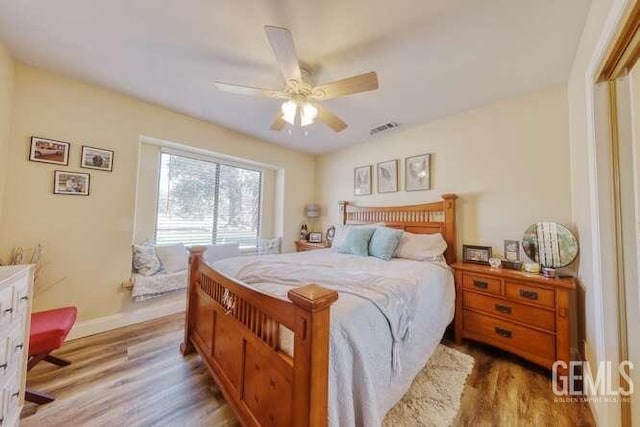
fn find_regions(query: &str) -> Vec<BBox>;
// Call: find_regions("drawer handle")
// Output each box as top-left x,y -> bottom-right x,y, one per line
494,327 -> 512,338
519,289 -> 539,300
15,343 -> 23,351
20,296 -> 29,302
3,308 -> 12,314
11,391 -> 18,398
494,304 -> 512,314
0,363 -> 6,370
473,280 -> 489,289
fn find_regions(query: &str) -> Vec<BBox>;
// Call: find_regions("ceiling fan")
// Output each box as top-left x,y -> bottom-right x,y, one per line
215,26 -> 379,133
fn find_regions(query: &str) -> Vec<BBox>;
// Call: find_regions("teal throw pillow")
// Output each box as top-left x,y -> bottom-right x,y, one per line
369,227 -> 404,261
337,227 -> 376,257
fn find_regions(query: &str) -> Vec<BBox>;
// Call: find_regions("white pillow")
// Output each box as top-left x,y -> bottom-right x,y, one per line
394,232 -> 448,261
204,242 -> 240,265
132,240 -> 162,276
155,243 -> 188,273
332,222 -> 385,249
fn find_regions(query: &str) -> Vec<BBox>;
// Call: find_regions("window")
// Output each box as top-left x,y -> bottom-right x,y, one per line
155,151 -> 262,250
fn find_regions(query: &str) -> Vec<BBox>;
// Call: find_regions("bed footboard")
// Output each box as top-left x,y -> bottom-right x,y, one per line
181,247 -> 338,427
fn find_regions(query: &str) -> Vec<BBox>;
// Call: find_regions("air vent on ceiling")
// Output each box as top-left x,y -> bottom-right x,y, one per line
370,122 -> 399,137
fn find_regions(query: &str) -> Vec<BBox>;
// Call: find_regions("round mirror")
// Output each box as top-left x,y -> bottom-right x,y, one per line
522,222 -> 578,268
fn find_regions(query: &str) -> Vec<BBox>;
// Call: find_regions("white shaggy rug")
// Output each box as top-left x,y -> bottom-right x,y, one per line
383,344 -> 475,427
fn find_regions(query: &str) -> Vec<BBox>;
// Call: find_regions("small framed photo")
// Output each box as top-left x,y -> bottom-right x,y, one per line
405,153 -> 431,191
504,240 -> 520,261
463,245 -> 493,265
308,232 -> 322,243
53,171 -> 90,196
377,159 -> 398,193
354,165 -> 372,196
81,145 -> 114,171
29,136 -> 70,165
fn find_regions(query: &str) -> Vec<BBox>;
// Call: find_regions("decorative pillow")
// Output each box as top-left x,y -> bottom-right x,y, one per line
204,242 -> 240,265
394,232 -> 448,261
337,228 -> 376,257
258,237 -> 282,255
369,227 -> 404,261
132,240 -> 162,276
332,222 -> 385,250
155,243 -> 188,273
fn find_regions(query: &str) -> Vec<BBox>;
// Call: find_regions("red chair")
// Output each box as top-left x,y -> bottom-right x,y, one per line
26,307 -> 77,404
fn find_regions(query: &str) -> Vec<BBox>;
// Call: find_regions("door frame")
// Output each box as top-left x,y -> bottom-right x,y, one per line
594,1 -> 640,426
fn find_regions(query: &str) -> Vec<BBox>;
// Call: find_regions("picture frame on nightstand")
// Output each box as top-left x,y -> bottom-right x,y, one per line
462,244 -> 492,265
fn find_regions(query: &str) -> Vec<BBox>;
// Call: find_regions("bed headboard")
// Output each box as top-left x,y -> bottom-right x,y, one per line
339,194 -> 458,264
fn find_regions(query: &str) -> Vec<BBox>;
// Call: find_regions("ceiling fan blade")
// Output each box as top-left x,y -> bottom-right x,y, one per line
317,105 -> 348,132
215,81 -> 284,98
264,26 -> 303,83
312,72 -> 379,100
270,114 -> 286,131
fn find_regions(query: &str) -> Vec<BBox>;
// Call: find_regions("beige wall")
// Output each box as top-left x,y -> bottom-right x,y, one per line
0,43 -> 14,227
1,64 -> 314,322
316,85 -> 572,258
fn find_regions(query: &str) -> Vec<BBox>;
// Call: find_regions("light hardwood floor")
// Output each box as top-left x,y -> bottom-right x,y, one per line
21,313 -> 594,426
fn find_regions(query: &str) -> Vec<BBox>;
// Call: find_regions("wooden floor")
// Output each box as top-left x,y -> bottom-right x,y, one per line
21,313 -> 594,427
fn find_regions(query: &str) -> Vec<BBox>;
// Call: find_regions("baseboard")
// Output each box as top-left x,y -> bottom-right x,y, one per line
66,300 -> 186,341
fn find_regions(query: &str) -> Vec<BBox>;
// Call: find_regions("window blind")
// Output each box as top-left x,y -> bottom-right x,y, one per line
155,152 -> 262,249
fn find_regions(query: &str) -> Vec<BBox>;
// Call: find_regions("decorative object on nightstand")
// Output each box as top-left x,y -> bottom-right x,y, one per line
522,222 -> 578,278
488,258 -> 502,268
308,232 -> 322,243
299,223 -> 308,241
452,262 -> 576,375
503,240 -> 520,261
462,245 -> 492,265
326,226 -> 336,247
294,240 -> 329,252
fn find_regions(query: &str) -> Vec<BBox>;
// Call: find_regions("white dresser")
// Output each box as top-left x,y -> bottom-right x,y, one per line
0,266 -> 33,427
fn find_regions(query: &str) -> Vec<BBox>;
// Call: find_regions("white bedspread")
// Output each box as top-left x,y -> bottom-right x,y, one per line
212,249 -> 455,427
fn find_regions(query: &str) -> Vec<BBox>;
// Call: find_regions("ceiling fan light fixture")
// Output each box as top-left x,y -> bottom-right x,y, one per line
281,100 -> 297,125
300,103 -> 318,127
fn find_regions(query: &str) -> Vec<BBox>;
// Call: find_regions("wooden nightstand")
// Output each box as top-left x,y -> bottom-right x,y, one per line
452,262 -> 576,372
294,240 -> 329,252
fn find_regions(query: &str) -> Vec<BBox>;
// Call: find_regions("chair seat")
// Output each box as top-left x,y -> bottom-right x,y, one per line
29,307 -> 77,356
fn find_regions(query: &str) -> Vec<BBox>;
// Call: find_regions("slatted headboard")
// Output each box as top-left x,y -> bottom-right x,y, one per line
339,193 -> 458,264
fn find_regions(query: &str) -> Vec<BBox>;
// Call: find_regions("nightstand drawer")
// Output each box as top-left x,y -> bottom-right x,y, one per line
505,281 -> 554,307
463,310 -> 556,363
462,273 -> 501,295
463,292 -> 556,331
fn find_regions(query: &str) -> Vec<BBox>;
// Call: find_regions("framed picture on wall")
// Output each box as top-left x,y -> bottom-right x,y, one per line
29,136 -> 70,165
354,165 -> 372,196
53,170 -> 90,196
81,145 -> 114,172
405,153 -> 431,191
377,159 -> 398,193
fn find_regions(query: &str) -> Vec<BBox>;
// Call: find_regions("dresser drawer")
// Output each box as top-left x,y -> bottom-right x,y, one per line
0,337 -> 8,386
6,325 -> 25,381
13,275 -> 30,321
0,286 -> 14,329
462,273 -> 501,296
1,372 -> 20,427
463,310 -> 556,364
463,292 -> 556,331
505,281 -> 555,307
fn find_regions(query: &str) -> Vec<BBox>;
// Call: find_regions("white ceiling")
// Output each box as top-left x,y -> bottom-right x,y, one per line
0,0 -> 590,154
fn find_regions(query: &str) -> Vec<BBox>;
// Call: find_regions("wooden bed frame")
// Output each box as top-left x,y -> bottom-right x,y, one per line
180,194 -> 457,426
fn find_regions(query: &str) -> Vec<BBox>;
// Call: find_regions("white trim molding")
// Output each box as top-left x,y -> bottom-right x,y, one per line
66,300 -> 185,341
